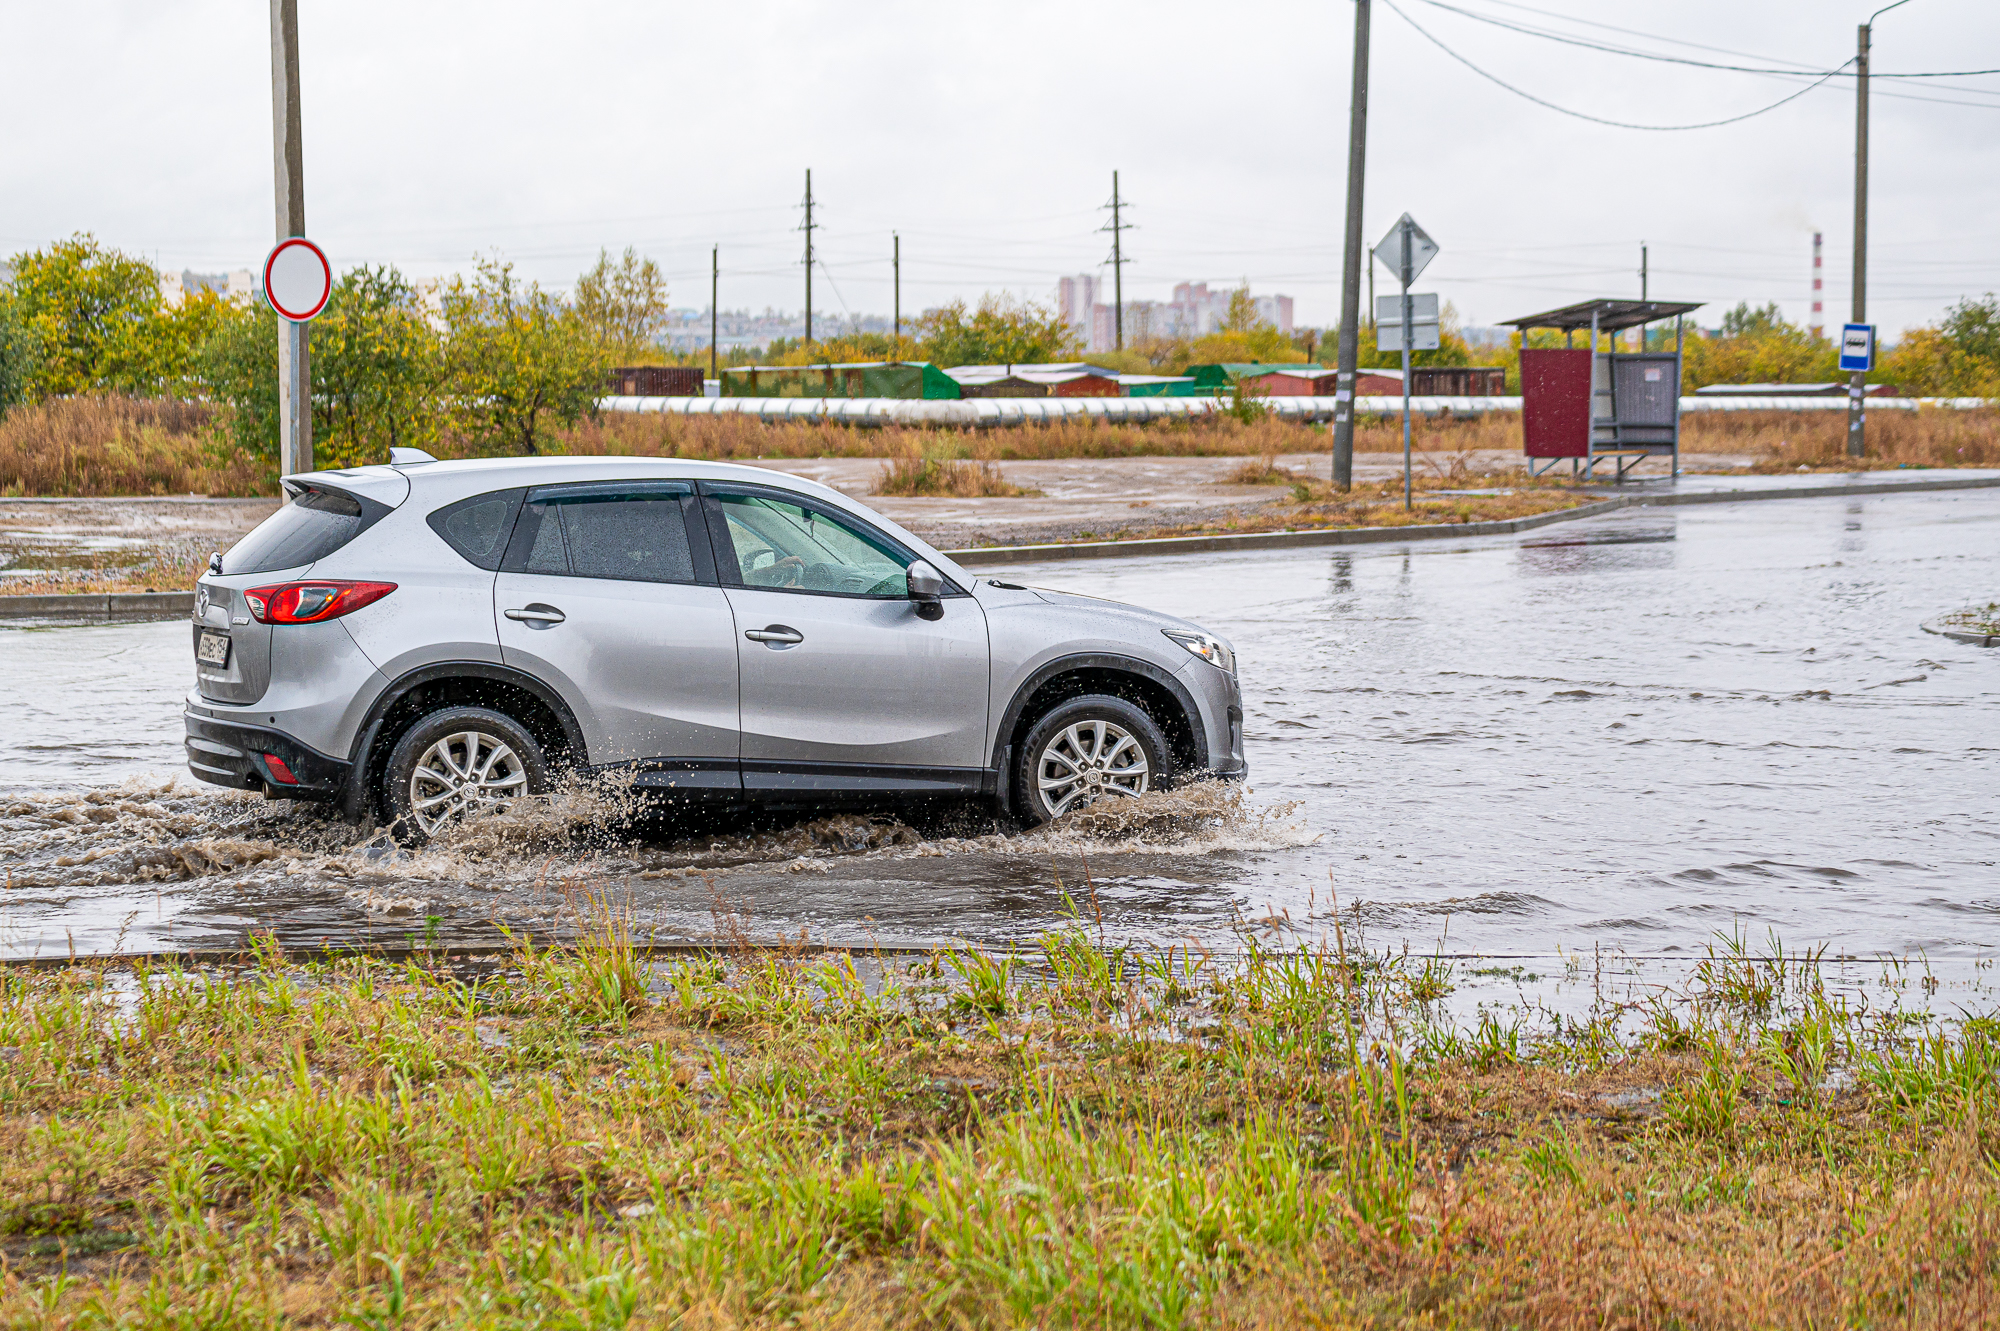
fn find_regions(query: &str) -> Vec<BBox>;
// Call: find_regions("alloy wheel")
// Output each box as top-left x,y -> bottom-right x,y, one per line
1035,719 -> 1150,817
407,730 -> 527,835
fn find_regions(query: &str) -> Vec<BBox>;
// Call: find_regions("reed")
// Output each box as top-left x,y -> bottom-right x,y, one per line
0,396 -> 271,497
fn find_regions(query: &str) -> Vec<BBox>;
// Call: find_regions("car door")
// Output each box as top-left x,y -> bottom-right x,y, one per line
700,483 -> 990,791
494,481 -> 740,790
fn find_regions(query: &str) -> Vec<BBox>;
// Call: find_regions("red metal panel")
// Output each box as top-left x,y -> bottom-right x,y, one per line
1521,348 -> 1591,457
1051,376 -> 1124,397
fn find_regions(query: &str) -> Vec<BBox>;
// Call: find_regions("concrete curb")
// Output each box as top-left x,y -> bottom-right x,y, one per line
0,590 -> 194,620
945,473 -> 2000,566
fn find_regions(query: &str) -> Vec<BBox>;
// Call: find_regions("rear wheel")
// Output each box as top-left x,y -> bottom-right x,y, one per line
383,706 -> 550,842
1015,694 -> 1172,826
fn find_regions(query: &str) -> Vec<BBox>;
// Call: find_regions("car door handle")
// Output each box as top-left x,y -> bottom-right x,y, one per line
505,607 -> 566,624
744,625 -> 803,644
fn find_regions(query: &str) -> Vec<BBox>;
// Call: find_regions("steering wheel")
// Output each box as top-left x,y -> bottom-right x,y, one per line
745,548 -> 805,587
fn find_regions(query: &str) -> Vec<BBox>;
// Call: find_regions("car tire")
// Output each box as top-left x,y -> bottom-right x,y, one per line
383,706 -> 550,844
1014,694 -> 1173,827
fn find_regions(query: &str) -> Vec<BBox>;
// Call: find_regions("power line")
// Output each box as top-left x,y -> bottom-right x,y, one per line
1383,0 -> 1856,129
1414,0 -> 2000,79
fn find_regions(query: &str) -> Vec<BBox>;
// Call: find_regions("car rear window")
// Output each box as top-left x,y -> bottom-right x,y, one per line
503,488 -> 697,584
221,486 -> 388,575
427,489 -> 525,570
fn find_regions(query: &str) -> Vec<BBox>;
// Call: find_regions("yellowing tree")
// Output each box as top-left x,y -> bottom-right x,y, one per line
917,295 -> 1080,367
442,259 -> 605,456
574,248 -> 670,363
5,234 -> 182,397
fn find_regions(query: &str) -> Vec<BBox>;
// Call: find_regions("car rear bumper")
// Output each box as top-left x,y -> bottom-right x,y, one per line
184,709 -> 351,800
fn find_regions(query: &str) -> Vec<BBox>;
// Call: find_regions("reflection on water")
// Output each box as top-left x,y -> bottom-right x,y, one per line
2,490 -> 1997,988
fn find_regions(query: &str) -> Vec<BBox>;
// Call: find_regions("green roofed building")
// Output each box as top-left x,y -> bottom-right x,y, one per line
1181,362 -> 1327,390
719,362 -> 960,400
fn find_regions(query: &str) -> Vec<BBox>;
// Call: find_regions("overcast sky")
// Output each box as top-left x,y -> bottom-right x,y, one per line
3,0 -> 1996,334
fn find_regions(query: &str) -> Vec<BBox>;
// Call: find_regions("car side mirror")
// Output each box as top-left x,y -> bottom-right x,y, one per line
907,559 -> 945,620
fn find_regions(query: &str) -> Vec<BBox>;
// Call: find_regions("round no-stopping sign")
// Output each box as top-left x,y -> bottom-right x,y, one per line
263,237 -> 332,321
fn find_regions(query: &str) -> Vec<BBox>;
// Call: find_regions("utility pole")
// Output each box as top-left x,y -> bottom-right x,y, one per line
893,232 -> 901,349
710,245 -> 718,381
802,169 -> 816,349
1101,171 -> 1132,350
1399,215 -> 1414,512
1638,242 -> 1648,350
1331,0 -> 1371,491
1811,230 -> 1824,340
1850,10 -> 1895,458
269,0 -> 309,477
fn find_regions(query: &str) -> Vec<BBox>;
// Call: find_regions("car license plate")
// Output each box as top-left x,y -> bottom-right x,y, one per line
196,629 -> 232,667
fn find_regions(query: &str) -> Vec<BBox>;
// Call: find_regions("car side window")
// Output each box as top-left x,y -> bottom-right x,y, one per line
503,487 -> 697,584
713,493 -> 910,597
427,489 -> 525,570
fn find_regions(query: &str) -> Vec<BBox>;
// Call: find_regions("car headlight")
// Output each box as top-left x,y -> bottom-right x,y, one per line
1164,628 -> 1236,675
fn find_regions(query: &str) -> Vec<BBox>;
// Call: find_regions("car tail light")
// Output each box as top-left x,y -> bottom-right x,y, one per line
242,580 -> 397,624
262,754 -> 300,785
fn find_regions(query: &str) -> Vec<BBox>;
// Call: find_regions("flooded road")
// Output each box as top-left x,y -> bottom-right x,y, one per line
3,487 -> 1996,990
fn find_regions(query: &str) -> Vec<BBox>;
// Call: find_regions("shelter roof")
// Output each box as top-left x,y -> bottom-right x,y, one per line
1501,299 -> 1703,333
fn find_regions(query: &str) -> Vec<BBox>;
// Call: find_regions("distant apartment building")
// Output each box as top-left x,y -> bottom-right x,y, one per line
1057,274 -> 1100,346
159,269 -> 258,306
1065,276 -> 1294,351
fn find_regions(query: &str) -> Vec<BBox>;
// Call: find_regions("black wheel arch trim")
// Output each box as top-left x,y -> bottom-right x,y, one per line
991,652 -> 1209,775
341,660 -> 590,819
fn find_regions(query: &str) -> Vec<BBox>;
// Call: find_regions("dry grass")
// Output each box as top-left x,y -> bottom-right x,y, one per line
4,399 -> 1995,500
0,397 -> 272,497
1679,407 -> 2000,470
1224,454 -> 1304,485
872,435 -> 1039,498
1,912 -> 1994,1328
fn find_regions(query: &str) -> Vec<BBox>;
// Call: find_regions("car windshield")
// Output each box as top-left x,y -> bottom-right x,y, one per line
717,494 -> 908,597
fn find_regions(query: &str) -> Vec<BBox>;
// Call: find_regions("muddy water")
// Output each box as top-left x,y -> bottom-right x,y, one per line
2,490 -> 1996,995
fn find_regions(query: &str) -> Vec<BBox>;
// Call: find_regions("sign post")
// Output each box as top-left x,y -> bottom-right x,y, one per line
1373,213 -> 1438,511
1840,322 -> 1875,459
263,237 -> 332,477
269,0 -> 312,476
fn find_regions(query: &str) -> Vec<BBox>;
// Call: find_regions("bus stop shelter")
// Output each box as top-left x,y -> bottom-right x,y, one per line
1503,299 -> 1702,479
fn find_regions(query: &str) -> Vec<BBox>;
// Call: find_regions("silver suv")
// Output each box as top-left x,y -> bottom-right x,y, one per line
185,454 -> 1245,839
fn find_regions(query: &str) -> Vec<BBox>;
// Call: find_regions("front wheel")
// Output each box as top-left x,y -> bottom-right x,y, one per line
383,706 -> 550,843
1015,694 -> 1173,826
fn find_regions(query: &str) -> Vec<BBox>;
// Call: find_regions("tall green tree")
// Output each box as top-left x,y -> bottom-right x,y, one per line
200,266 -> 444,467
0,291 -> 38,417
311,267 -> 444,466
574,248 -> 669,362
917,295 -> 1080,367
1883,294 -> 2000,396
443,259 -> 605,456
5,234 -> 173,397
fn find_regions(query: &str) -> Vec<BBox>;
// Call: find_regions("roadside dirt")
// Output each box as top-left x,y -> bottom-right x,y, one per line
0,450 -> 1762,588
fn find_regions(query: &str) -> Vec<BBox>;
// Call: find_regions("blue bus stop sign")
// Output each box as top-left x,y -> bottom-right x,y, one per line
1839,323 -> 1875,373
